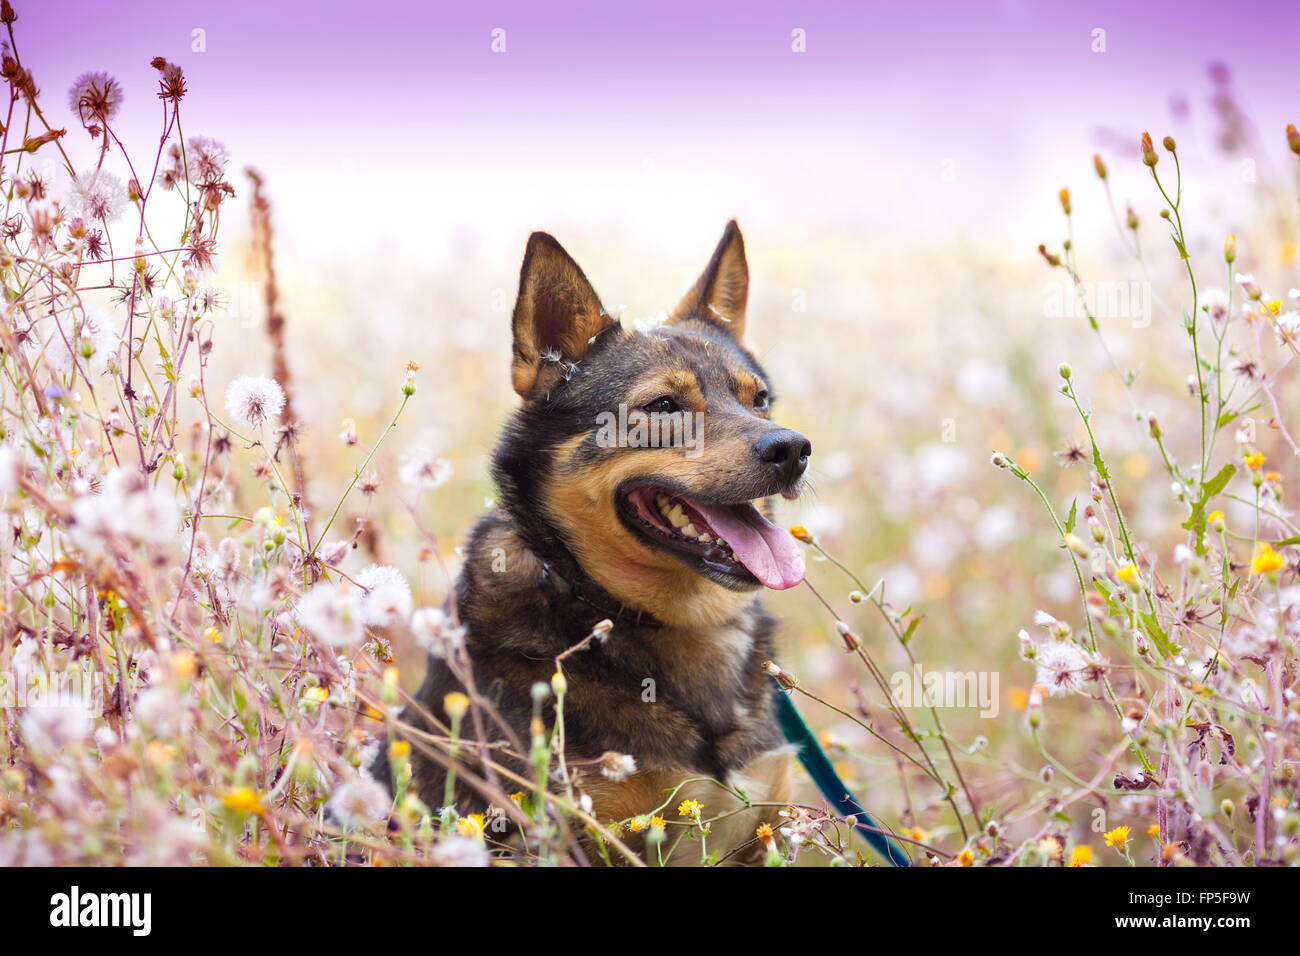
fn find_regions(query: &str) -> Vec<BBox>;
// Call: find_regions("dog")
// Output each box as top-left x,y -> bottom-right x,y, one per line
391,221 -> 811,865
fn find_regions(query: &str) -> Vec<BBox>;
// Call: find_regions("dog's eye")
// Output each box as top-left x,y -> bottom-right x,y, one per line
644,396 -> 681,415
753,390 -> 770,412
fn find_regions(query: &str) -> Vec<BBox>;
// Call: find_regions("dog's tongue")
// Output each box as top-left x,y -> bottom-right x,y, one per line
691,501 -> 805,590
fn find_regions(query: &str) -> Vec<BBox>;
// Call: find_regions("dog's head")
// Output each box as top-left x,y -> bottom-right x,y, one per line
493,221 -> 810,626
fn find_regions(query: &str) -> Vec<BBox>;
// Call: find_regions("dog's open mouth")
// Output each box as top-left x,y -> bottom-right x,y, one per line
617,485 -> 805,590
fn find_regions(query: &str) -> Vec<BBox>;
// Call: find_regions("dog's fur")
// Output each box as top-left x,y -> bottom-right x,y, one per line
389,222 -> 811,865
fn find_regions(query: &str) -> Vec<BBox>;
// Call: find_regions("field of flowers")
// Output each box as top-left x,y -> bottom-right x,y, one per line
1,0 -> 1298,866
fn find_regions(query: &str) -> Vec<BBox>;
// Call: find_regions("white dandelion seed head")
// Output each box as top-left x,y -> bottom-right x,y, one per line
326,775 -> 392,830
186,136 -> 229,181
430,835 -> 490,867
296,583 -> 363,647
68,168 -> 126,224
411,606 -> 466,658
68,467 -> 181,553
67,71 -> 124,124
20,698 -> 94,752
1033,641 -> 1091,697
399,447 -> 453,490
355,565 -> 412,627
224,375 -> 284,430
1201,288 -> 1230,323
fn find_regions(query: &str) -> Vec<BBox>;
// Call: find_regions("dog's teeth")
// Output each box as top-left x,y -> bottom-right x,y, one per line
698,532 -> 711,543
682,522 -> 698,538
668,505 -> 688,528
656,493 -> 669,509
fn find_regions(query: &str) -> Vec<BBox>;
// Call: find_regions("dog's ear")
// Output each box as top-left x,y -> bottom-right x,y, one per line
667,219 -> 749,338
510,232 -> 616,398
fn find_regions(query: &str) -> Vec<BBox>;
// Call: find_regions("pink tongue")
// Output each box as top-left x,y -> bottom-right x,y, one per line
691,501 -> 806,590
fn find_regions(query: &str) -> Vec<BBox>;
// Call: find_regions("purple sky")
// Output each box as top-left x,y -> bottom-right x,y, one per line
16,0 -> 1300,263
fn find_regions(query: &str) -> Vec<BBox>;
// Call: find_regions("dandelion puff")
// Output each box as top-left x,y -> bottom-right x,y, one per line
1033,641 -> 1091,696
356,565 -> 412,627
296,583 -> 363,647
430,835 -> 490,867
399,447 -> 453,490
326,775 -> 392,830
1201,288 -> 1230,323
224,375 -> 284,430
68,169 -> 125,224
68,71 -> 123,126
411,607 -> 466,658
19,699 -> 94,751
187,136 -> 229,182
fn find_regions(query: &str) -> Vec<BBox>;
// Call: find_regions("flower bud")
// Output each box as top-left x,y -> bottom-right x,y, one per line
1288,123 -> 1300,156
1141,132 -> 1158,167
1162,135 -> 1176,152
1224,233 -> 1236,264
1093,154 -> 1107,180
1058,188 -> 1071,215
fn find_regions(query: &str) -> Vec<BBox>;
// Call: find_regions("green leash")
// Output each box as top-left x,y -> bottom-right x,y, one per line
772,683 -> 911,866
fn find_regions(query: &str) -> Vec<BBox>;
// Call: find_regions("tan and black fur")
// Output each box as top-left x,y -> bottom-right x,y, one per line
387,221 -> 811,865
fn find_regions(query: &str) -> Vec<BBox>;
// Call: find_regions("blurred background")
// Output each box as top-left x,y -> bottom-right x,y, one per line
21,0 -> 1300,842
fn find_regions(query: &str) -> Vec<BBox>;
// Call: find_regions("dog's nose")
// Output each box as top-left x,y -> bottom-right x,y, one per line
754,429 -> 811,485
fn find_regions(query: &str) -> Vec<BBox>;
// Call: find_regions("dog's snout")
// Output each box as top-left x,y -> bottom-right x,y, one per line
754,429 -> 811,485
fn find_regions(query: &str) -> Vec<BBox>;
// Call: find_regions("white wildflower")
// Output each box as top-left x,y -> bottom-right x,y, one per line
399,447 -> 453,490
356,565 -> 412,627
1033,641 -> 1095,697
68,71 -> 124,124
69,168 -> 126,223
326,775 -> 392,830
411,607 -> 466,658
20,699 -> 94,751
296,583 -> 363,647
430,835 -> 490,867
224,375 -> 284,430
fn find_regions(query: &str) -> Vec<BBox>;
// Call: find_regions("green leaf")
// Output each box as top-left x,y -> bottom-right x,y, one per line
1140,610 -> 1177,659
1182,463 -> 1236,553
1064,498 -> 1078,534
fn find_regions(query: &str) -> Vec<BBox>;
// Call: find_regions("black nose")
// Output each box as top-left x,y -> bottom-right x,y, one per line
753,429 -> 811,485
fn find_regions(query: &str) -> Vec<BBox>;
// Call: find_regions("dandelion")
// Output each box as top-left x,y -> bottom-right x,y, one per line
355,564 -> 413,626
957,847 -> 973,866
68,169 -> 125,224
1033,641 -> 1096,696
327,776 -> 391,829
443,692 -> 470,722
224,375 -> 284,430
625,817 -> 646,834
295,583 -> 363,647
677,799 -> 703,820
222,787 -> 265,816
789,524 -> 812,542
187,136 -> 229,182
1147,824 -> 1161,840
1068,845 -> 1092,867
1103,825 -> 1131,849
1202,288 -> 1230,323
399,447 -> 453,490
456,813 -> 485,839
1251,542 -> 1285,576
1244,451 -> 1265,470
430,836 -> 489,867
68,71 -> 123,127
649,815 -> 666,833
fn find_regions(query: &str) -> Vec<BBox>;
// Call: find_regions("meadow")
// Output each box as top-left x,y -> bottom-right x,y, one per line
1,1 -> 1298,866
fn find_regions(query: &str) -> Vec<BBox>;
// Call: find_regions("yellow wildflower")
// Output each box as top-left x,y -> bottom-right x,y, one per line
1244,451 -> 1266,469
388,740 -> 410,758
958,848 -> 973,866
1251,542 -> 1285,576
788,525 -> 812,542
456,813 -> 485,838
1039,837 -> 1061,861
649,815 -> 666,831
677,799 -> 702,819
443,692 -> 470,721
1104,825 -> 1131,849
626,817 -> 646,834
303,686 -> 328,703
1148,823 -> 1161,840
223,787 -> 265,816
1068,845 -> 1092,867
509,792 -> 525,806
